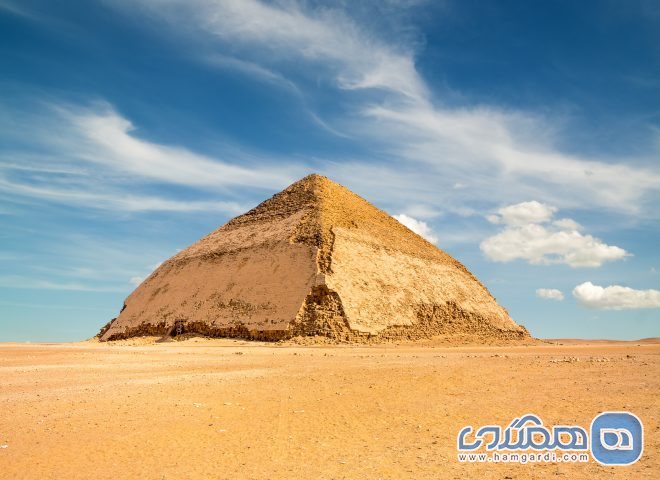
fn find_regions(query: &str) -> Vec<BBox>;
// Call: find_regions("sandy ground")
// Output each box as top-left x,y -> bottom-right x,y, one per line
0,339 -> 657,479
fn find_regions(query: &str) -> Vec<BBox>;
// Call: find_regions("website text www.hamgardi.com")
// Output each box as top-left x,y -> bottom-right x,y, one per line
458,451 -> 590,464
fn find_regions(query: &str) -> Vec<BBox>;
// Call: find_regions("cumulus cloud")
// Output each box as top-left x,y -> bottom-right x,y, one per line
480,201 -> 629,267
536,288 -> 564,301
129,276 -> 144,287
552,218 -> 582,231
393,213 -> 438,244
487,201 -> 557,226
129,261 -> 165,287
573,282 -> 660,310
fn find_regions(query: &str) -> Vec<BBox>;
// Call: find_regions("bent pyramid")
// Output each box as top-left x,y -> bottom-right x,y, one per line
99,174 -> 529,342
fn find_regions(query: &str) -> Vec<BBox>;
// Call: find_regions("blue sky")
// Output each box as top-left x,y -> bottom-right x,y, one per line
1,0 -> 658,341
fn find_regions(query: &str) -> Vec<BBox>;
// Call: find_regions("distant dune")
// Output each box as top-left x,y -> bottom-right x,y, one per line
544,337 -> 660,344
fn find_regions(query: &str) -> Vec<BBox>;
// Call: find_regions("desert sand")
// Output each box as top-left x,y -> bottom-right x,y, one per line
0,339 -> 657,479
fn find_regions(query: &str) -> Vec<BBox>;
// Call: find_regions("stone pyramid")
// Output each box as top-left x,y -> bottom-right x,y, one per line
99,174 -> 529,342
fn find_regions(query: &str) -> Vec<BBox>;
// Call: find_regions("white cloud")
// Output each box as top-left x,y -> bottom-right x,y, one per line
0,175 -> 245,213
362,104 -> 660,214
536,288 -> 564,301
118,0 -> 426,100
553,218 -> 582,231
57,102 -> 295,189
480,201 -> 629,267
129,261 -> 163,287
0,275 -> 124,292
203,53 -> 301,94
573,282 -> 660,310
401,204 -> 441,219
9,232 -> 175,295
0,101 -> 304,212
488,201 -> 557,226
0,0 -> 48,22
106,0 -> 660,217
4,0 -> 655,225
393,213 -> 438,244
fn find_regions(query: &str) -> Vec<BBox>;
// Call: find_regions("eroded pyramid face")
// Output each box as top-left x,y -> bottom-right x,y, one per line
99,174 -> 529,342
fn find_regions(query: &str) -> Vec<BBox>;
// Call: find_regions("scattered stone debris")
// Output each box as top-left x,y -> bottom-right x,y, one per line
549,357 -> 580,364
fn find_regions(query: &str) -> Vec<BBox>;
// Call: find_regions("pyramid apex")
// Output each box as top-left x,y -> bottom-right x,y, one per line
277,173 -> 347,200
301,172 -> 326,180
293,173 -> 335,187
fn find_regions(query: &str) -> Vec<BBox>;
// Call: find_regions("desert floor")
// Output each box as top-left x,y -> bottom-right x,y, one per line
0,339 -> 657,479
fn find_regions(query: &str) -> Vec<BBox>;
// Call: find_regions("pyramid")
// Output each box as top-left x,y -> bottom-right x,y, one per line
99,174 -> 529,342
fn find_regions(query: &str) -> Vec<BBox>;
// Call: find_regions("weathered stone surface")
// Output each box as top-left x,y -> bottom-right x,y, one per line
100,174 -> 529,342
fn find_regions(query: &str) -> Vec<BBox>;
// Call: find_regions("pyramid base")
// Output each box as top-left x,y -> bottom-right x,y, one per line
99,299 -> 529,344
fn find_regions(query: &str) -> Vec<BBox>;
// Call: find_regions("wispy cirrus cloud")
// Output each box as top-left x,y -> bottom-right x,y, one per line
0,0 -> 45,21
0,175 -> 245,213
357,103 -> 660,214
132,0 -> 427,99
105,0 -> 660,219
0,275 -> 125,292
4,1 -> 659,222
54,102 -> 297,189
0,101 -> 302,212
203,54 -> 302,94
1,230 -> 174,293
